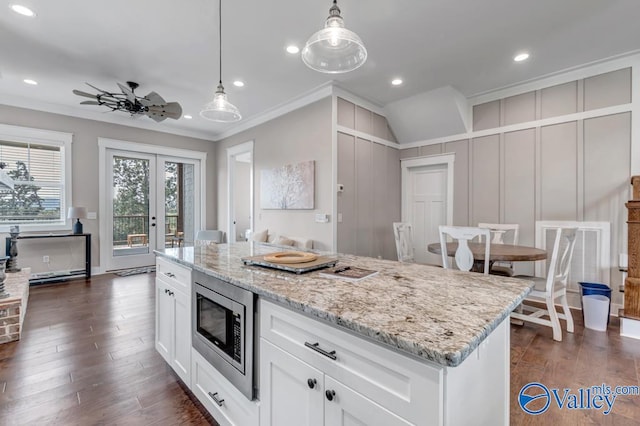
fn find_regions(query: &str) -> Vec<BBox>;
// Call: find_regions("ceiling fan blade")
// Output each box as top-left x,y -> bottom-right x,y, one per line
146,112 -> 167,122
143,91 -> 166,106
117,82 -> 136,103
85,82 -> 110,94
73,89 -> 98,99
80,101 -> 100,105
147,102 -> 183,120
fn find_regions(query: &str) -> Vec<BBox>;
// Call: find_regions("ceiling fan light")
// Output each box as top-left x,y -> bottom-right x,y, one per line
200,84 -> 241,122
302,1 -> 367,74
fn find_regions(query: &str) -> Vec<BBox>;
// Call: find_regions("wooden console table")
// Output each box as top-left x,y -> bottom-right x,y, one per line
5,233 -> 91,285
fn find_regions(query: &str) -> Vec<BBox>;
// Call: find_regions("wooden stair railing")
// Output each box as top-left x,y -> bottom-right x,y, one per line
624,176 -> 640,319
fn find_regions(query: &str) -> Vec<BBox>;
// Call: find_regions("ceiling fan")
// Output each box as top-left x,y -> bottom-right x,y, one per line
72,81 -> 183,122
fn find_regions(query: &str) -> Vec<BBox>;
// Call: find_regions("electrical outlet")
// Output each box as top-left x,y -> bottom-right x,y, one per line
42,255 -> 50,263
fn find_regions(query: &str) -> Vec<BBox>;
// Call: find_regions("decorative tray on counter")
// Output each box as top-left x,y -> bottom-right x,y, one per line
241,252 -> 338,274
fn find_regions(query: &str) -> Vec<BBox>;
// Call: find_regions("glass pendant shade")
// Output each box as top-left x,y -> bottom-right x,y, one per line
200,83 -> 241,122
200,0 -> 241,123
302,2 -> 367,74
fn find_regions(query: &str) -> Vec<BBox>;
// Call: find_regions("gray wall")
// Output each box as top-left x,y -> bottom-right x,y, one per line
216,98 -> 333,251
400,68 -> 631,305
337,98 -> 400,260
0,104 -> 216,272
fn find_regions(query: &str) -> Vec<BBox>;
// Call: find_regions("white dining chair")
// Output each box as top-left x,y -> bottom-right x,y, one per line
195,230 -> 224,245
511,227 -> 577,342
439,226 -> 490,274
393,222 -> 415,263
478,223 -> 520,276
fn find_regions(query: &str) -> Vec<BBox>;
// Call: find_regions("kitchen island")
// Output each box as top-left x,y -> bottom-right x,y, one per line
155,242 -> 534,426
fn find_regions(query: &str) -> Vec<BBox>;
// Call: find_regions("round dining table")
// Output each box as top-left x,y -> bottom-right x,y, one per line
427,242 -> 547,273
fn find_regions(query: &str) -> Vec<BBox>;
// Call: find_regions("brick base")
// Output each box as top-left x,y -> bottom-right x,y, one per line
0,268 -> 30,344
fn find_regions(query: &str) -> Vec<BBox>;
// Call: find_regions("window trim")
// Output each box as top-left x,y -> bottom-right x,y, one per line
0,123 -> 72,232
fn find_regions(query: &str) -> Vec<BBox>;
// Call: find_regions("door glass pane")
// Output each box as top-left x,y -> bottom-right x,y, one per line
164,161 -> 195,248
112,156 -> 150,256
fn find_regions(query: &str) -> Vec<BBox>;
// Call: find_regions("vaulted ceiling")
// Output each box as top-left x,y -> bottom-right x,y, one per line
1,0 -> 639,141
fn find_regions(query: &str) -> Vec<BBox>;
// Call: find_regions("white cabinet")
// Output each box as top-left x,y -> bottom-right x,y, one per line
191,349 -> 260,426
259,299 -> 510,426
261,338 -> 410,426
155,257 -> 192,387
261,339 -> 324,426
324,376 -> 412,426
260,300 -> 438,426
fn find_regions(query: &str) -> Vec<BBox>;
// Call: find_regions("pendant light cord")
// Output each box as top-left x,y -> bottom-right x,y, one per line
219,0 -> 222,86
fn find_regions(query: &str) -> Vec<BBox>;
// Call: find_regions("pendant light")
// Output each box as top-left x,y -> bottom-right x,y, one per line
301,0 -> 367,74
200,0 -> 241,122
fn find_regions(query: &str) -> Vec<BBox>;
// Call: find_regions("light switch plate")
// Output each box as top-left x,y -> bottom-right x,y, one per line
315,213 -> 329,223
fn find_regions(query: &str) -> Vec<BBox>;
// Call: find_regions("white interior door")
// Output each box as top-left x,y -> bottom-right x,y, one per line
106,150 -> 157,270
401,155 -> 454,265
227,141 -> 254,243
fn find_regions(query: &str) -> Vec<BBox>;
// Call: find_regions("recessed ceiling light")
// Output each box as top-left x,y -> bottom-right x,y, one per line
391,78 -> 403,86
233,80 -> 245,88
23,79 -> 38,85
10,4 -> 35,17
183,115 -> 193,120
286,45 -> 300,54
514,52 -> 530,62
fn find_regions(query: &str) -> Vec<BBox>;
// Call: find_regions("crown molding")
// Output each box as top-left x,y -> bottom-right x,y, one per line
0,93 -> 217,141
214,81 -> 335,141
470,50 -> 640,106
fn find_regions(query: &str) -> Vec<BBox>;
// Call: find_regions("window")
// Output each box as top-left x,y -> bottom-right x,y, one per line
0,124 -> 72,231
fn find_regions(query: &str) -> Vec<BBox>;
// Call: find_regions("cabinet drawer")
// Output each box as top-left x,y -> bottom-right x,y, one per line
191,349 -> 259,426
156,256 -> 191,294
260,300 -> 442,425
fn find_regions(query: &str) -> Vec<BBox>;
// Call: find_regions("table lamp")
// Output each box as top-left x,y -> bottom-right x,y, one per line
67,207 -> 88,234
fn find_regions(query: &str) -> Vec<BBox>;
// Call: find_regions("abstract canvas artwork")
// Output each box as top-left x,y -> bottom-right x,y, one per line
260,160 -> 315,209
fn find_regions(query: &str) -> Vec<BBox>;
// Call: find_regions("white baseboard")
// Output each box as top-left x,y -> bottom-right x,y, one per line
620,317 -> 640,340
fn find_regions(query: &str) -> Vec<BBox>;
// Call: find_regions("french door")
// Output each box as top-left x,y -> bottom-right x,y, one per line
101,143 -> 203,271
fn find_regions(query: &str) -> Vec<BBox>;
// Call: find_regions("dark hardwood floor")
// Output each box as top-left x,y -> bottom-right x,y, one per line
0,273 -> 215,426
511,312 -> 640,424
1,273 -> 639,425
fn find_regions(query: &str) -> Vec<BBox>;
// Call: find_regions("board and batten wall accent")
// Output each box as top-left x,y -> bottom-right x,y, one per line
337,98 -> 400,260
216,98 -> 333,251
400,68 -> 631,308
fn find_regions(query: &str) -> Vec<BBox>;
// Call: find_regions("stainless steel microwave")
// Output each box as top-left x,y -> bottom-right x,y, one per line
192,270 -> 255,399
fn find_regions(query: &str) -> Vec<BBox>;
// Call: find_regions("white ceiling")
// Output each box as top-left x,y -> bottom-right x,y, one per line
1,0 -> 639,141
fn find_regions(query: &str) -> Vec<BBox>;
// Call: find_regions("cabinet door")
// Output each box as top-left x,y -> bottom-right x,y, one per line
324,376 -> 412,426
155,278 -> 173,363
172,288 -> 191,386
261,339 -> 323,426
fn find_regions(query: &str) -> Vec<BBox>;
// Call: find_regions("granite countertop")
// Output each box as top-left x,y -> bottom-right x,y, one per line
156,242 -> 533,367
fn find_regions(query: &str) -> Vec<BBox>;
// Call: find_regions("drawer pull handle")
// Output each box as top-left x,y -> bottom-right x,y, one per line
307,378 -> 317,389
325,390 -> 336,401
208,391 -> 225,407
304,342 -> 337,360
164,288 -> 169,294
168,290 -> 174,296
164,272 -> 176,278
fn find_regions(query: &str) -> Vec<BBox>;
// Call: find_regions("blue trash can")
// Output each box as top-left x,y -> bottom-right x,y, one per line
579,282 -> 612,325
